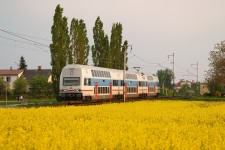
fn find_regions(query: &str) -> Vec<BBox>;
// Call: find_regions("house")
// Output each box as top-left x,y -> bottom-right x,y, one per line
175,79 -> 192,92
0,67 -> 24,89
175,79 -> 210,95
22,66 -> 52,83
0,66 -> 52,90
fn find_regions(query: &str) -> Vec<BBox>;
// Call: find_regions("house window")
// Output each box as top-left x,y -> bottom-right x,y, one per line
6,77 -> 11,82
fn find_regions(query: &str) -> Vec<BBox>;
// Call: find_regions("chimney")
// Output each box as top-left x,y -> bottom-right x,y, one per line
38,66 -> 42,70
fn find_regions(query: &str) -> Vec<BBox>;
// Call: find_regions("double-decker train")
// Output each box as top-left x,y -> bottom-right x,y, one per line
58,64 -> 160,102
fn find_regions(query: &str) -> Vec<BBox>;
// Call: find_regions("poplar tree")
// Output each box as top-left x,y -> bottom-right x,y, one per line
50,4 -> 70,96
92,16 -> 109,67
70,18 -> 89,65
110,23 -> 123,69
122,40 -> 129,70
102,35 -> 110,68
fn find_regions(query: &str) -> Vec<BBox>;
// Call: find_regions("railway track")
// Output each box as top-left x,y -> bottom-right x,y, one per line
61,96 -> 180,107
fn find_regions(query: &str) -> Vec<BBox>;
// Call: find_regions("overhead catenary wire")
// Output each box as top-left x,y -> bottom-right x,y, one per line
0,27 -> 201,80
0,35 -> 48,48
0,42 -> 49,53
0,28 -> 50,48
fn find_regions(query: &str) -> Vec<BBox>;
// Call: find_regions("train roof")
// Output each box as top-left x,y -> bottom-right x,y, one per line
63,64 -> 158,81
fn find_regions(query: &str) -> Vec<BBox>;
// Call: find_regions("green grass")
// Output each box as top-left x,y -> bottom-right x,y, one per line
0,98 -> 59,107
190,96 -> 225,101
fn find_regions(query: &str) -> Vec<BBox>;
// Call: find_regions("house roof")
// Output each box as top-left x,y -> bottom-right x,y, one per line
0,69 -> 24,76
22,69 -> 51,81
175,80 -> 192,88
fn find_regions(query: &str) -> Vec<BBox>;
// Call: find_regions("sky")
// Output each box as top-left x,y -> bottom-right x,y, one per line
1,0 -> 225,83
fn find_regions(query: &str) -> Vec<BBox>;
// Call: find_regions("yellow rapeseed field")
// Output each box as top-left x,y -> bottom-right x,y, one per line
0,100 -> 225,150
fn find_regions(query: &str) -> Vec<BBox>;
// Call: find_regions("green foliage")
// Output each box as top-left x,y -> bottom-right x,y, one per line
92,16 -> 110,68
110,23 -> 123,69
13,76 -> 28,95
122,40 -> 129,70
19,56 -> 27,70
0,77 -> 5,96
70,18 -> 90,65
102,35 -> 110,68
50,4 -> 70,96
215,91 -> 221,97
156,68 -> 173,89
206,40 -> 225,93
178,83 -> 191,96
30,75 -> 49,99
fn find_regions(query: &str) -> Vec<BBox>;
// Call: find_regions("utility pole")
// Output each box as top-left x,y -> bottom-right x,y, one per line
122,45 -> 132,102
4,77 -> 7,107
191,62 -> 199,95
168,53 -> 175,97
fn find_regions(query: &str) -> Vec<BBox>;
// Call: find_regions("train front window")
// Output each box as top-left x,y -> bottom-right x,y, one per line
63,77 -> 80,86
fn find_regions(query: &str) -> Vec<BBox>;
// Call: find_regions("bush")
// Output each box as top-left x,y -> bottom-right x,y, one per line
203,93 -> 213,97
215,91 -> 221,97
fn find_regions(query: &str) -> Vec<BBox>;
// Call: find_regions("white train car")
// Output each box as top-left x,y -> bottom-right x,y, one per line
58,64 -> 160,102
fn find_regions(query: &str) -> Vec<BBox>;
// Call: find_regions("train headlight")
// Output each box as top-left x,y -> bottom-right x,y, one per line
76,89 -> 81,92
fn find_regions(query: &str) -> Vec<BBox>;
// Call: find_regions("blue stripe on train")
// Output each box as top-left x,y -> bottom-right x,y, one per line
87,78 -> 159,87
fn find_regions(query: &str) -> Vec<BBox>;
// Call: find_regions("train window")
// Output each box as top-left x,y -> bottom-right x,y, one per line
88,79 -> 91,85
113,80 -> 118,86
150,87 -> 154,92
93,70 -> 96,77
63,77 -> 80,86
91,70 -> 94,77
97,70 -> 100,77
101,87 -> 104,94
98,87 -> 101,94
126,74 -> 137,80
139,81 -> 146,87
107,72 -> 110,78
84,78 -> 91,86
120,80 -> 124,86
100,71 -> 103,77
